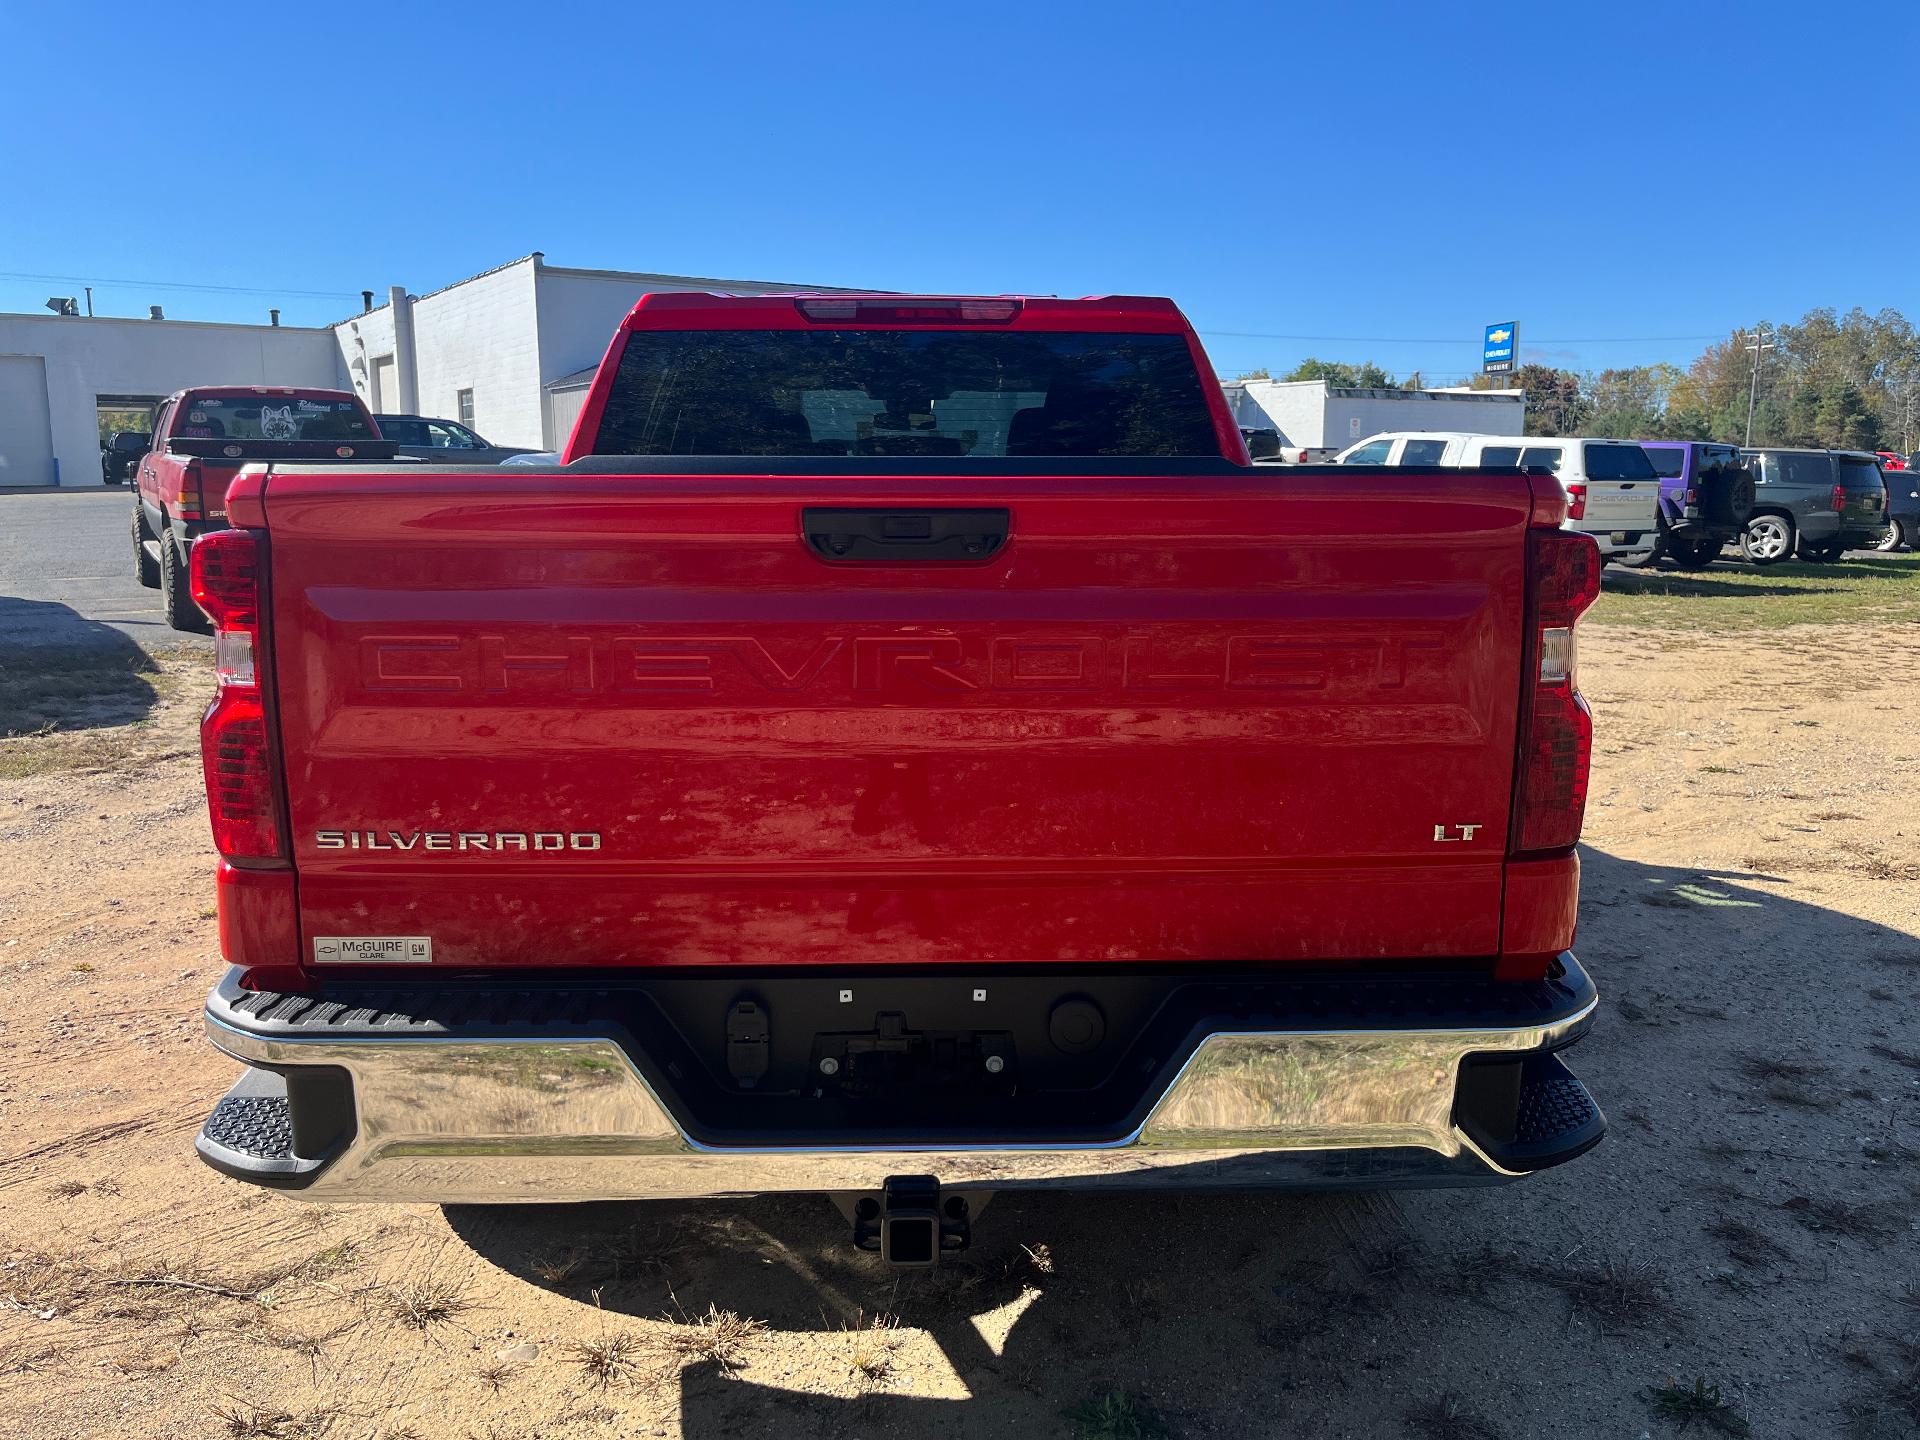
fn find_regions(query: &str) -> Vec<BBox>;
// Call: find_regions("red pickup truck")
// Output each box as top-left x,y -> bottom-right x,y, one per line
190,293 -> 1603,1264
132,387 -> 396,631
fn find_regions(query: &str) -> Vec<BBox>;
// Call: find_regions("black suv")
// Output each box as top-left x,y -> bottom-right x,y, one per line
1737,448 -> 1888,563
100,430 -> 150,485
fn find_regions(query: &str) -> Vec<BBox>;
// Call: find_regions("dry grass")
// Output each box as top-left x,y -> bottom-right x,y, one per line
1530,1255 -> 1677,1333
844,1311 -> 903,1386
1407,1393 -> 1508,1440
212,1402 -> 301,1438
659,1300 -> 764,1370
566,1331 -> 646,1388
1063,1389 -> 1171,1439
0,727 -> 146,780
1426,1246 -> 1518,1308
1739,1054 -> 1829,1082
528,1251 -> 584,1286
1706,1217 -> 1790,1268
1767,1078 -> 1838,1110
472,1359 -> 516,1394
1642,1376 -> 1752,1436
1782,1196 -> 1899,1241
382,1278 -> 473,1331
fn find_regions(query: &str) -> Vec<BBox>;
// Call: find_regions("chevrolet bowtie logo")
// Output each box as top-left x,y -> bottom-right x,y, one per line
1488,328 -> 1512,344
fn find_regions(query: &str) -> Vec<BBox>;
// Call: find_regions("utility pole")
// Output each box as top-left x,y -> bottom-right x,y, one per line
83,286 -> 93,317
1743,327 -> 1774,447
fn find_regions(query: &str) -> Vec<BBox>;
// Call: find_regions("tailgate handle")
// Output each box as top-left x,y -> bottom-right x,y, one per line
803,507 -> 1010,563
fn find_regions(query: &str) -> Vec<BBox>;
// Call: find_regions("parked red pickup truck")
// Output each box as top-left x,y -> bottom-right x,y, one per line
190,293 -> 1603,1264
133,386 -> 396,631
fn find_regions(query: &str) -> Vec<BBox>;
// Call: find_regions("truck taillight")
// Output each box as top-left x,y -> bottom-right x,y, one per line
1510,526 -> 1602,859
191,530 -> 283,861
1831,483 -> 1846,513
1564,481 -> 1587,521
178,461 -> 204,521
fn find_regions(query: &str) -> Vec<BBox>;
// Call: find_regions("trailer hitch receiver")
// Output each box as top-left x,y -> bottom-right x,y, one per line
851,1175 -> 972,1267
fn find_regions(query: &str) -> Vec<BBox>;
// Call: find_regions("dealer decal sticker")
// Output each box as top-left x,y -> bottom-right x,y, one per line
313,936 -> 433,964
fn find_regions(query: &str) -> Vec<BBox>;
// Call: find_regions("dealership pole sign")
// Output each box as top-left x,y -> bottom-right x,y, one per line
1482,322 -> 1517,375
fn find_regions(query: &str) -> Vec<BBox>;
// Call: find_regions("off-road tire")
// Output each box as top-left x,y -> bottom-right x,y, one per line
160,531 -> 209,633
133,505 -> 161,589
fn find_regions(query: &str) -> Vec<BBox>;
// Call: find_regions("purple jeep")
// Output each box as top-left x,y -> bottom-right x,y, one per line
1638,441 -> 1757,569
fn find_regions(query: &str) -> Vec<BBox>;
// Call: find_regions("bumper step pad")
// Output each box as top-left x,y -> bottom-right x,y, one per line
195,1068 -> 338,1189
204,1091 -> 294,1160
1467,1053 -> 1606,1172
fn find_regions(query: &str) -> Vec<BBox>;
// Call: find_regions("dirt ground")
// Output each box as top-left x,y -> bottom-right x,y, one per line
4,596 -> 1919,1439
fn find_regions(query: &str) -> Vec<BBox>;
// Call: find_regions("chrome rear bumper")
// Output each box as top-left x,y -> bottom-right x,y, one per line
198,960 -> 1601,1203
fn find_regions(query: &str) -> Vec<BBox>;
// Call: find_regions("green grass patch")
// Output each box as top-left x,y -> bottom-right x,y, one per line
0,726 -> 146,781
1065,1391 -> 1171,1440
1590,553 -> 1920,631
0,645 -> 164,735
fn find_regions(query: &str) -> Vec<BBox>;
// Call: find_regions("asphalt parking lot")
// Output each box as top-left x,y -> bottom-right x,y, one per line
0,492 -> 205,654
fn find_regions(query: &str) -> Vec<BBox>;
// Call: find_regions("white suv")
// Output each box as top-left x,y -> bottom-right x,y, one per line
1334,431 -> 1660,563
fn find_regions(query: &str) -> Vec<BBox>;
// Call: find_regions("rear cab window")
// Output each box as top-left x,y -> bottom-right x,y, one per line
171,393 -> 375,444
592,330 -> 1221,458
1582,443 -> 1657,481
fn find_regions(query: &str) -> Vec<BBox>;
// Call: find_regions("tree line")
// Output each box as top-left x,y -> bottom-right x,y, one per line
1236,306 -> 1920,453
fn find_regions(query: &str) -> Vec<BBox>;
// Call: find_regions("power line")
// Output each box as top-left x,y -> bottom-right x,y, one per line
0,270 -> 356,300
1197,328 -> 1724,344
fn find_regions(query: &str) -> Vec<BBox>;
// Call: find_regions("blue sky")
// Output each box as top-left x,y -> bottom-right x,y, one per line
4,1 -> 1915,381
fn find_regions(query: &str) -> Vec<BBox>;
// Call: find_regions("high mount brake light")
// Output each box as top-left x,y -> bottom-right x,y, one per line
794,298 -> 1023,324
190,530 -> 283,861
1510,526 -> 1602,859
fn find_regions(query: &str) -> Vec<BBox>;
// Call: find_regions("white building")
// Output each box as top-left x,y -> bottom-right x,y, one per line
332,253 -> 861,453
0,313 -> 339,487
0,254 -> 855,488
1222,378 -> 1526,453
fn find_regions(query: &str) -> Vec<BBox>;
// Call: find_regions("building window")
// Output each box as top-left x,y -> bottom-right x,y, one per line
456,388 -> 474,425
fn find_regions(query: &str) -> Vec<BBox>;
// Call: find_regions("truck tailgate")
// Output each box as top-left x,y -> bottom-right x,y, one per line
259,467 -> 1533,971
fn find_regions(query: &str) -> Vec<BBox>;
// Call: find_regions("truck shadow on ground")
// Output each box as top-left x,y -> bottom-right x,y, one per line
1602,571 -> 1847,601
442,847 -> 1920,1437
1604,553 -> 1915,601
0,598 -> 164,734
